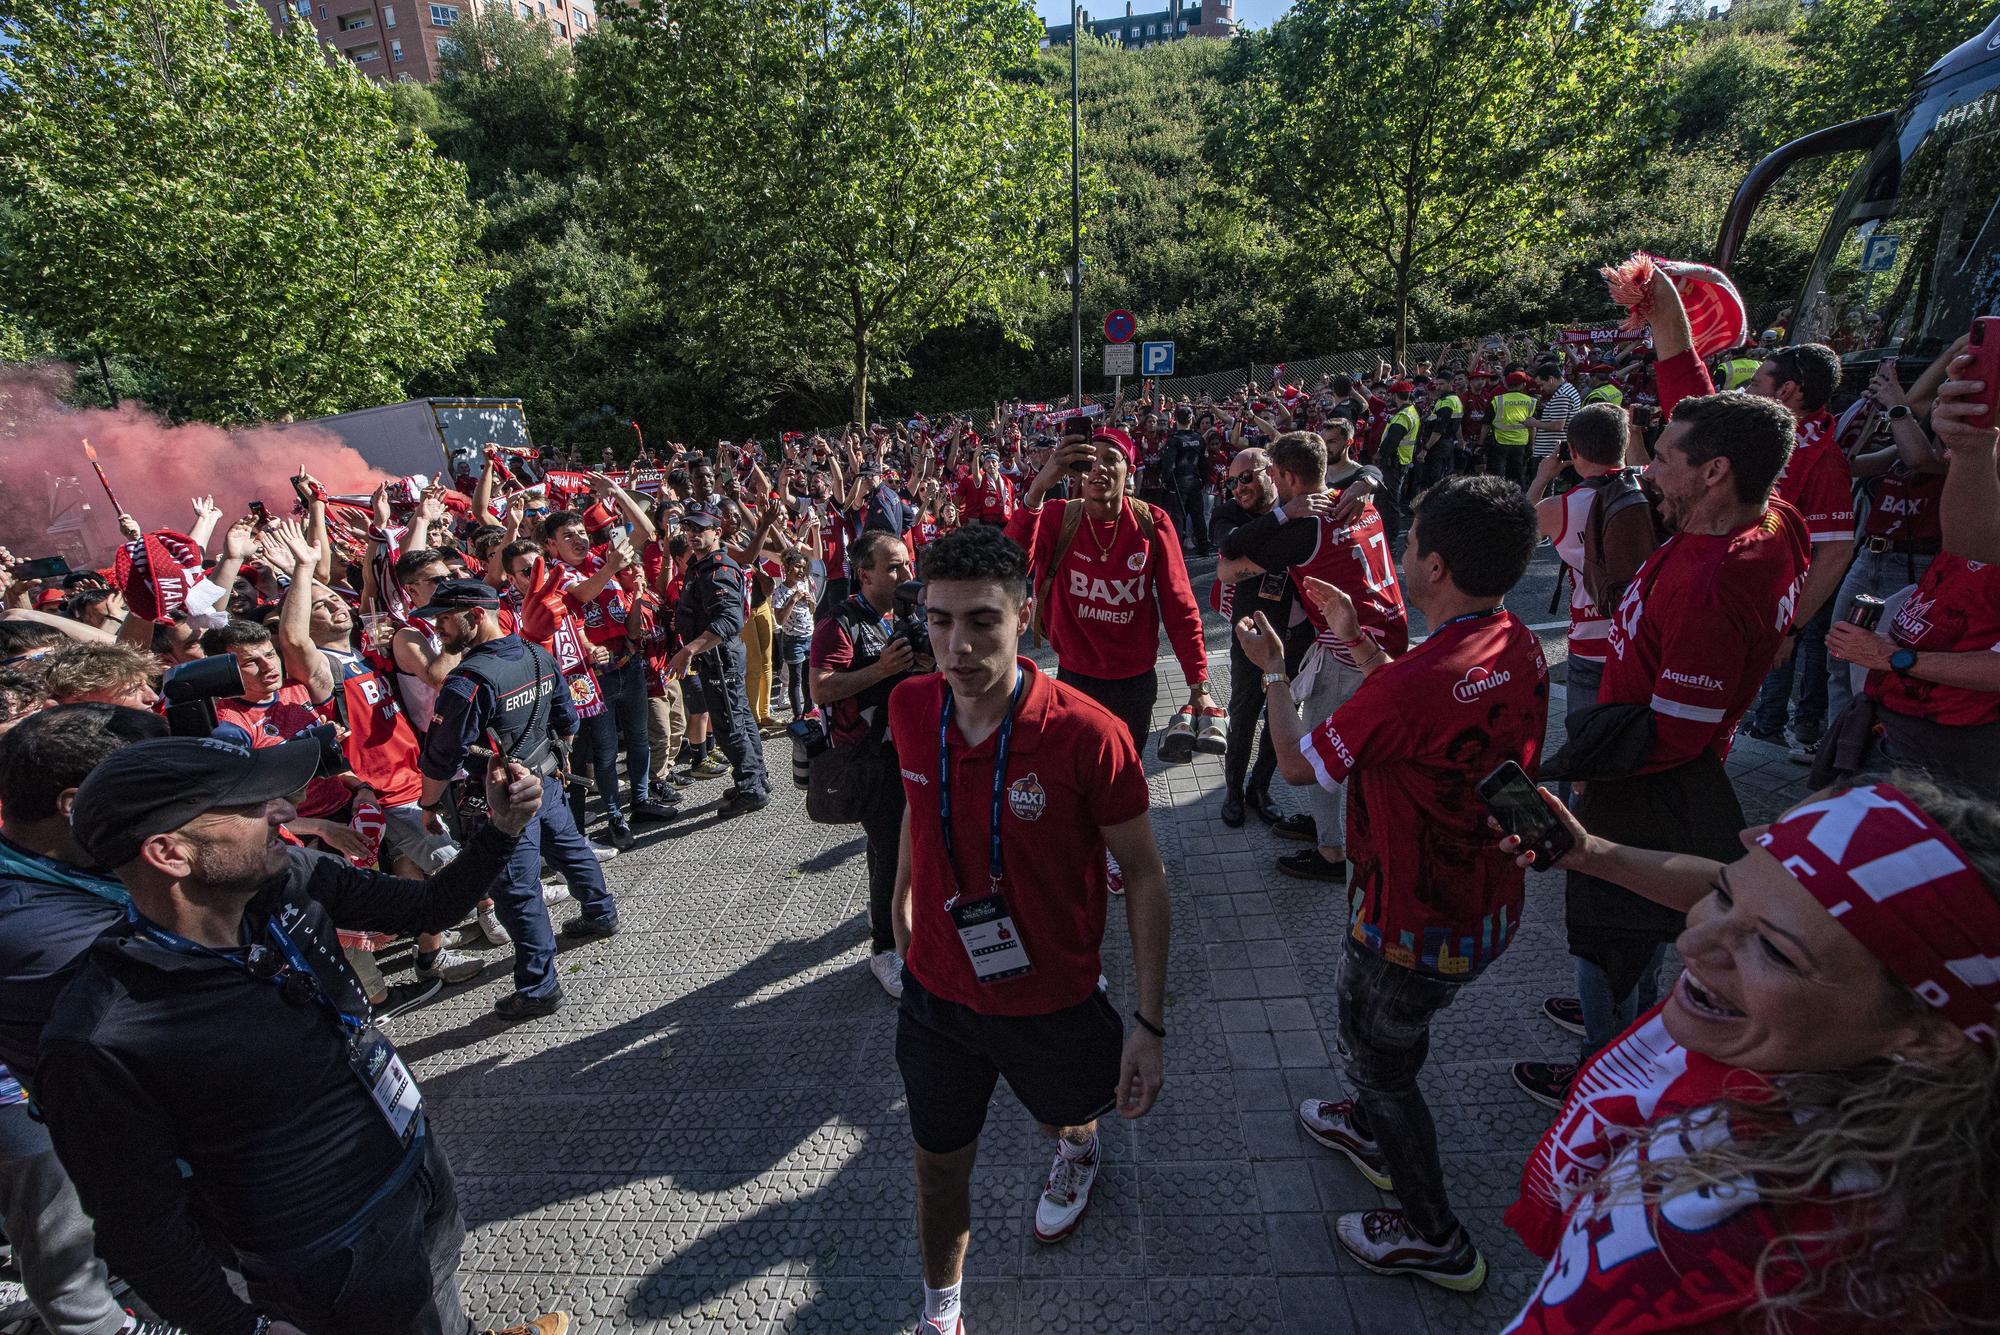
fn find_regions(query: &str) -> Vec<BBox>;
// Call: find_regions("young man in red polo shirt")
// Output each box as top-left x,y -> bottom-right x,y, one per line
1005,422 -> 1210,753
1237,474 -> 1547,1292
890,525 -> 1167,1335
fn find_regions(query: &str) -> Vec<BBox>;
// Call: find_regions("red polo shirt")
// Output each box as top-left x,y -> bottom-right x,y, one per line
890,660 -> 1149,1016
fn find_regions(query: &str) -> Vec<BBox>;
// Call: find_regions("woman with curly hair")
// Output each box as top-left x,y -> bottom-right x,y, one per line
1494,772 -> 2000,1332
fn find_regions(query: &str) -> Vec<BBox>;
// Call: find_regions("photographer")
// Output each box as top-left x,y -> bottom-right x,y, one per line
809,531 -> 924,998
36,735 -> 566,1335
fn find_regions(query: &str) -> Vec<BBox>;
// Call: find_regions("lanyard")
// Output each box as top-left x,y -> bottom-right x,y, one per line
128,905 -> 365,1035
937,670 -> 1027,910
1433,607 -> 1503,635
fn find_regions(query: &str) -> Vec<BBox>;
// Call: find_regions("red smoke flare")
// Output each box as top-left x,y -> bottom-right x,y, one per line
0,365 -> 388,566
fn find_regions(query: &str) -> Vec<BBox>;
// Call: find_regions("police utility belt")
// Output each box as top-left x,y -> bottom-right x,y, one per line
935,675 -> 1034,984
449,643 -> 563,839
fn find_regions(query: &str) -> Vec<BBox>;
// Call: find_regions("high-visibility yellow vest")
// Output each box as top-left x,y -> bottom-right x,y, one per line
1723,356 -> 1759,390
1389,404 -> 1422,466
1492,391 -> 1535,447
1434,393 -> 1463,421
1584,383 -> 1624,406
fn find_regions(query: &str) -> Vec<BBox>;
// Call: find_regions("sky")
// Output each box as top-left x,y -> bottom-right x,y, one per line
1032,0 -> 1293,30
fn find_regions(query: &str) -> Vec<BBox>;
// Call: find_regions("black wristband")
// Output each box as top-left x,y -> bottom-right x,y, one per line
1132,1010 -> 1166,1039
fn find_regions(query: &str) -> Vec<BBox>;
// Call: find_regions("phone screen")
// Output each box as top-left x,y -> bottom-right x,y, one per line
1480,762 -> 1573,866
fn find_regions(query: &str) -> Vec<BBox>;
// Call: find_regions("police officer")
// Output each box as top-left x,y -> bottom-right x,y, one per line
1377,381 -> 1423,540
1488,371 -> 1537,485
1583,364 -> 1624,406
1414,380 -> 1461,488
1719,344 -> 1763,390
667,508 -> 770,816
417,580 -> 619,1021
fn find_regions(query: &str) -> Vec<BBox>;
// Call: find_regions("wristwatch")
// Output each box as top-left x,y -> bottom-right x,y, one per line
1889,647 -> 1918,677
1262,671 -> 1288,688
1886,404 -> 1912,422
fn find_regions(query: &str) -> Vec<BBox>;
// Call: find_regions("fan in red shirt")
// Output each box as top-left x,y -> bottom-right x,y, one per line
1826,551 -> 2000,798
1526,287 -> 1813,1117
888,524 -> 1167,1335
1004,421 -> 1209,753
1238,474 -> 1547,1293
1491,778 -> 2000,1335
955,450 -> 1018,527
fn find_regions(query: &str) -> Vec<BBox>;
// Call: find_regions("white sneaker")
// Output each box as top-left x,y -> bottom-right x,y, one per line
477,904 -> 511,946
1033,1138 -> 1099,1242
869,951 -> 904,998
419,948 -> 485,984
542,883 -> 569,906
589,840 -> 620,862
913,1317 -> 962,1335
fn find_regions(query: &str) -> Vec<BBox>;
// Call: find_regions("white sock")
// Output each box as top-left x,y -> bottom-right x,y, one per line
1058,1131 -> 1097,1161
924,1280 -> 962,1329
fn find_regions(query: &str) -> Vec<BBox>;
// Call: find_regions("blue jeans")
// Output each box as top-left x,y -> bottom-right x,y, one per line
496,775 -> 617,998
1337,939 -> 1468,1240
1748,599 -> 1831,741
598,655 -> 654,807
1575,946 -> 1663,1061
569,705 -> 623,832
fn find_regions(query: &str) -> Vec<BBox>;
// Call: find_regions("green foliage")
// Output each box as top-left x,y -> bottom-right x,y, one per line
1784,0 -> 1992,138
576,0 -> 1071,425
432,7 -> 582,189
1216,0 -> 1676,360
0,0 -> 496,424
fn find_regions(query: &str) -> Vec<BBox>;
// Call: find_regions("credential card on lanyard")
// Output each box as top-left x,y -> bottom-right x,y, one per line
349,1026 -> 422,1146
948,892 -> 1035,983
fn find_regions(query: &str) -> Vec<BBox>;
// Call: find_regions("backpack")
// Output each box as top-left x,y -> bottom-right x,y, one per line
1580,469 -> 1663,613
1031,497 -> 1158,645
1168,431 -> 1206,489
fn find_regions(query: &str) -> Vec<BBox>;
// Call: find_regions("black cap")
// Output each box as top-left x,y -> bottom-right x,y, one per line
681,507 -> 721,530
71,736 -> 321,870
412,578 -> 502,619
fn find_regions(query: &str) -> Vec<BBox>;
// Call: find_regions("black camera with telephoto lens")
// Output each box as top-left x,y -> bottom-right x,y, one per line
893,579 -> 930,661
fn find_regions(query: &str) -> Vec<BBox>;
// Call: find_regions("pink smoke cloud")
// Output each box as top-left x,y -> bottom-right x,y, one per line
0,364 -> 389,567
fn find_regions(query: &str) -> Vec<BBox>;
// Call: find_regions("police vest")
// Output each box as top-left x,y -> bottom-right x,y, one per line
1584,383 -> 1624,406
1388,405 -> 1423,465
454,639 -> 561,774
1492,391 -> 1535,446
1723,356 -> 1759,390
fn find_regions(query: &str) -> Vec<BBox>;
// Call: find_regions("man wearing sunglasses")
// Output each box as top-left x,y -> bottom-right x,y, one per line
34,735 -> 567,1335
1210,449 -> 1306,829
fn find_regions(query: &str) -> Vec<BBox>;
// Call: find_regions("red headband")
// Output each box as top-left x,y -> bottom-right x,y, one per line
1090,427 -> 1137,469
1757,783 -> 2000,1045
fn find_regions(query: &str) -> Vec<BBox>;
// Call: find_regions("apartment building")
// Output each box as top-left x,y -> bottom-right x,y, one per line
259,0 -> 598,84
1040,0 -> 1239,49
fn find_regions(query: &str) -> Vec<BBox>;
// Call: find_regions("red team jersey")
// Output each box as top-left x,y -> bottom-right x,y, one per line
1287,499 -> 1409,669
1775,409 -> 1855,545
890,661 -> 1150,1016
1004,499 -> 1208,686
1868,554 -> 2000,727
1299,609 -> 1548,978
956,472 -> 1018,527
1601,501 -> 1811,773
214,683 -> 349,818
1861,459 -> 1944,544
318,647 -> 424,807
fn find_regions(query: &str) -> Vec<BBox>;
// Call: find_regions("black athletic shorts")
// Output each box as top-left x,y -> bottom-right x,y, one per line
680,672 -> 709,716
895,969 -> 1123,1154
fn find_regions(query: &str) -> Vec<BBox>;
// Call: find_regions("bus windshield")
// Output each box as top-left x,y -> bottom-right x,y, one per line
1793,62 -> 2000,362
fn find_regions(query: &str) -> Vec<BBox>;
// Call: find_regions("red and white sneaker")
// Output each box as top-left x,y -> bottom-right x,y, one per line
913,1317 -> 963,1334
1106,850 -> 1125,897
1194,704 -> 1229,754
1334,1209 -> 1487,1292
1297,1098 -> 1393,1190
1158,706 -> 1198,762
1032,1140 -> 1099,1242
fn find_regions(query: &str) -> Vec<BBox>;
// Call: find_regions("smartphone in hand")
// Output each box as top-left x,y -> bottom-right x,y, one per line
1478,761 -> 1574,868
1966,317 -> 2000,428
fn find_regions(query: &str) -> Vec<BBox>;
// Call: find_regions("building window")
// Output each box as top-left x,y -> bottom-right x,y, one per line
1147,21 -> 1157,33
518,3 -> 531,16
350,41 -> 380,60
390,37 -> 403,58
317,4 -> 326,16
293,0 -> 310,16
436,34 -> 456,55
552,18 -> 565,36
428,3 -> 457,24
1177,18 -> 1187,29
397,71 -> 414,81
337,11 -> 371,29
575,9 -> 587,27
382,4 -> 396,24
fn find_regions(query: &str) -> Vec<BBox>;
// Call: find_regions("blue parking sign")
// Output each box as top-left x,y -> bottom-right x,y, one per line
1141,341 -> 1176,376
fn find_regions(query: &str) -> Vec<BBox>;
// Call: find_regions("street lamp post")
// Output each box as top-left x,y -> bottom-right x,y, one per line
1069,0 -> 1083,410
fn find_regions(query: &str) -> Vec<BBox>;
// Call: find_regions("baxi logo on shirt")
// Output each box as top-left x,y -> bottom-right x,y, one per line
1451,665 -> 1512,704
1007,773 -> 1046,822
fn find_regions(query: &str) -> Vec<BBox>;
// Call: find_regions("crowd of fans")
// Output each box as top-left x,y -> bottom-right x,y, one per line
0,266 -> 1996,1335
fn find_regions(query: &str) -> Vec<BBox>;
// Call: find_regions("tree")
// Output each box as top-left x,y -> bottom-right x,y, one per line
432,7 -> 582,191
0,0 -> 495,423
1216,0 -> 1674,361
1784,0 -> 1991,141
577,0 -> 1070,426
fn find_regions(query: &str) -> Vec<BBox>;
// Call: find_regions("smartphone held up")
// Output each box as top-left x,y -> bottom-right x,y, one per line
1478,761 -> 1574,868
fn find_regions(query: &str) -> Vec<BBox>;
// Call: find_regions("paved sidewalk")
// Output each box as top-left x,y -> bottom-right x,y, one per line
396,600 -> 1809,1334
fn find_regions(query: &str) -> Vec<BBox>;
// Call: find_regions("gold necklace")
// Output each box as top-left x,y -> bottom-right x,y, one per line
1083,499 -> 1124,562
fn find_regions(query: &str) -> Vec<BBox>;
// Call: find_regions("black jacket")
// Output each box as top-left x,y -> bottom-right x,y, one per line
34,823 -> 521,1335
675,551 -> 748,645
